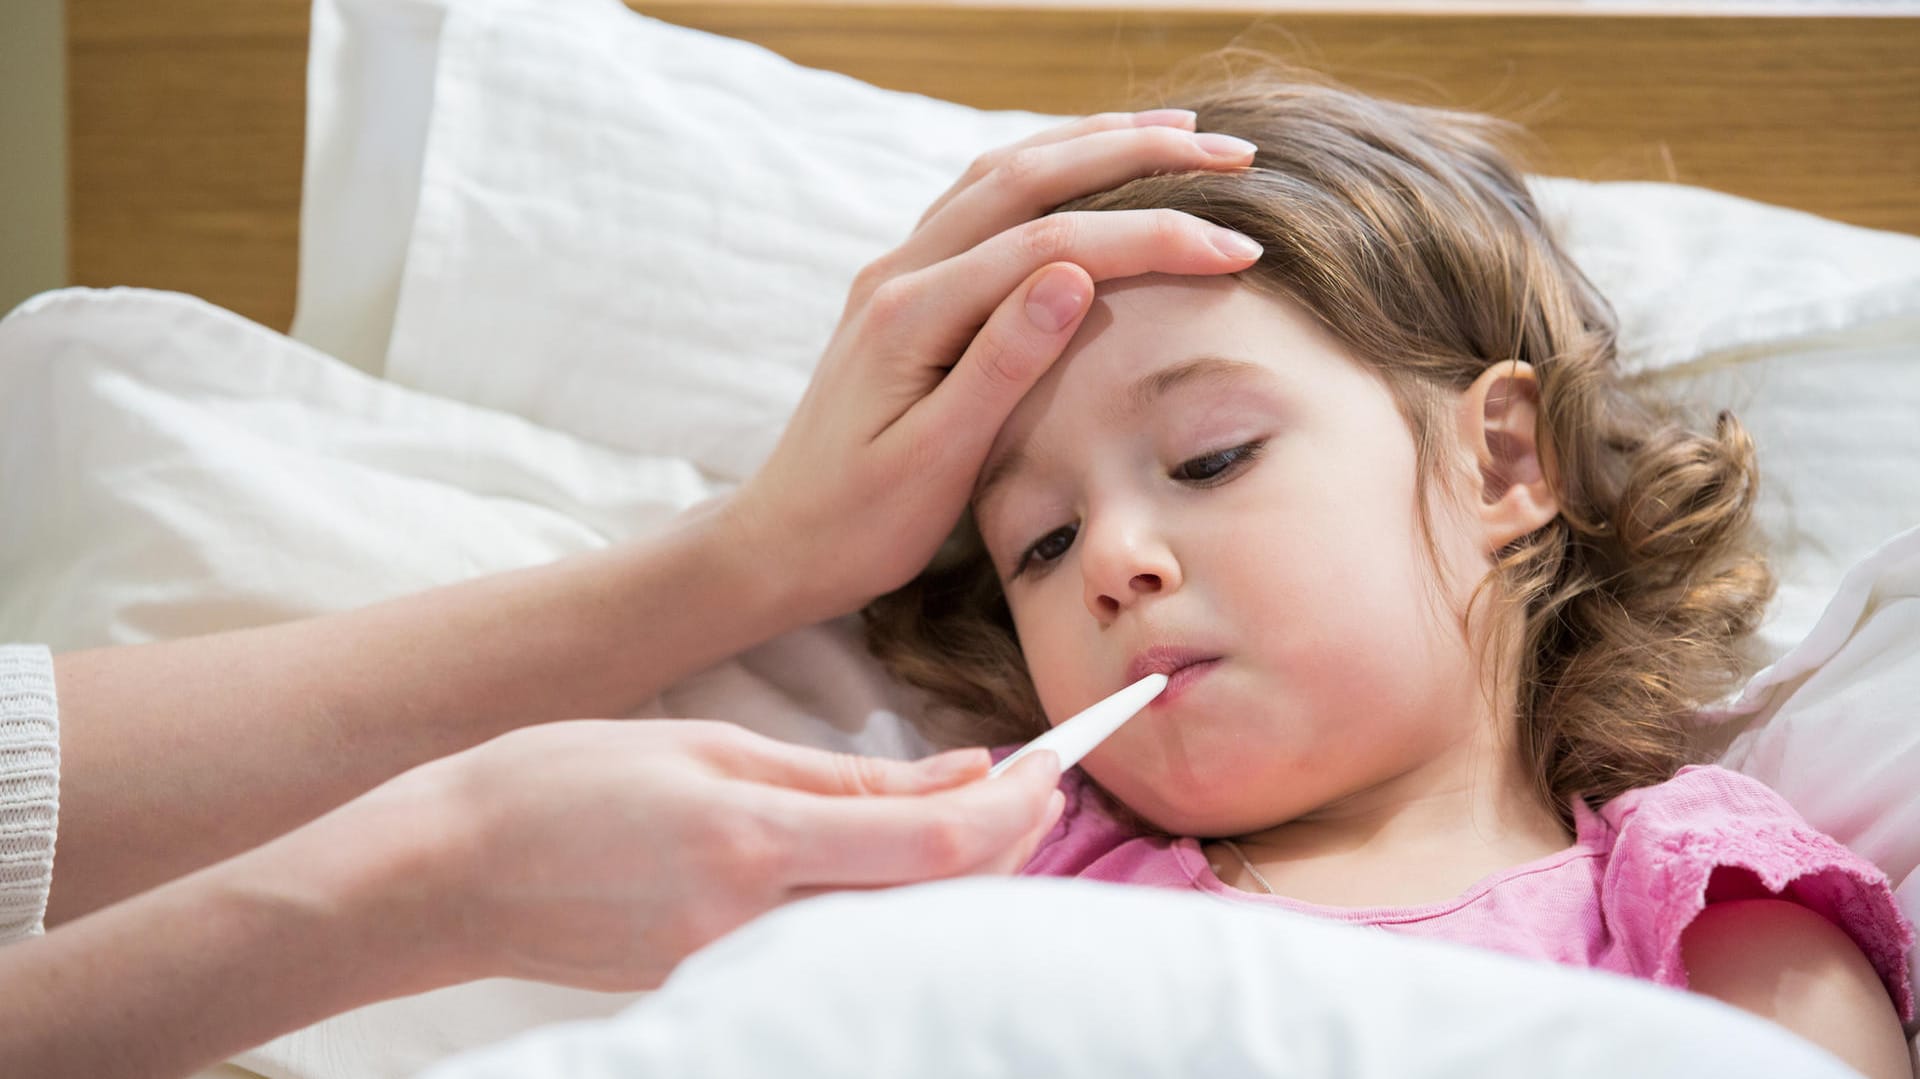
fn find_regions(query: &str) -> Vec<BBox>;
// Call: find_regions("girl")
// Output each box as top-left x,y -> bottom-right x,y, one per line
866,66 -> 1914,1076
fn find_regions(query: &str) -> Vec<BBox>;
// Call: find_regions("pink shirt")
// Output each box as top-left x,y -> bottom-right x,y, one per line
1018,761 -> 1915,1022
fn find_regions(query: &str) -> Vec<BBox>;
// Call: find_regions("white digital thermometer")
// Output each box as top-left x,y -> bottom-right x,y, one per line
987,672 -> 1168,779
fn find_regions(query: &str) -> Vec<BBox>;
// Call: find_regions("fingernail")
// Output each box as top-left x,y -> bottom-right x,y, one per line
1210,228 -> 1264,261
1193,132 -> 1258,158
1133,108 -> 1196,128
919,748 -> 989,785
1026,267 -> 1088,333
1043,790 -> 1066,830
1019,747 -> 1063,783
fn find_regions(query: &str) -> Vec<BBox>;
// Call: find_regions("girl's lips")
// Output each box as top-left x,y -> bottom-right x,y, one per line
1149,658 -> 1221,708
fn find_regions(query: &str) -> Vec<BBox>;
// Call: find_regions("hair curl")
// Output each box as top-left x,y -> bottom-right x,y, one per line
863,60 -> 1774,827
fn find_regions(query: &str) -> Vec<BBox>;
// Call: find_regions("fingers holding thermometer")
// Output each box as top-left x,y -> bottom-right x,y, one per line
776,674 -> 1167,902
775,749 -> 1065,898
964,673 -> 1170,876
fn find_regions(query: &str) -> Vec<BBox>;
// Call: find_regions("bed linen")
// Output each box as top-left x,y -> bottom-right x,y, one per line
8,0 -> 1917,1073
0,285 -> 928,1077
3,285 -> 1916,1077
301,0 -> 1920,667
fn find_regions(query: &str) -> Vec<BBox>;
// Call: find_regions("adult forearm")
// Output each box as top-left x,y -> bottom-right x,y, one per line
0,777 -> 462,1079
48,499 -> 802,925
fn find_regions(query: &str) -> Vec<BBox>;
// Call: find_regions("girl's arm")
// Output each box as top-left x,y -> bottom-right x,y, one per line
1681,898 -> 1910,1079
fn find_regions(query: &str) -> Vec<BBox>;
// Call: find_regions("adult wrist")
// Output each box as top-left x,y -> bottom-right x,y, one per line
0,769 -> 476,1078
697,489 -> 852,634
231,763 -> 482,999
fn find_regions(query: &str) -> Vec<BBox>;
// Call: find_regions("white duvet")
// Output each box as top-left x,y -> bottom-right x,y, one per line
3,286 -> 1916,1077
423,879 -> 1859,1079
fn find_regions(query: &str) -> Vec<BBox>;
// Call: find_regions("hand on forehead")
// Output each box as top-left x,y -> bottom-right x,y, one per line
975,275 -> 1328,516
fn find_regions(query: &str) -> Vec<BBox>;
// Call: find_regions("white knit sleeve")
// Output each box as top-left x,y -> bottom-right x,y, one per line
0,644 -> 60,943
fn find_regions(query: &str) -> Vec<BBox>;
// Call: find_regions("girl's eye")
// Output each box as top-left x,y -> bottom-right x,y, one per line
1012,523 -> 1079,579
1006,441 -> 1264,580
1174,440 -> 1265,484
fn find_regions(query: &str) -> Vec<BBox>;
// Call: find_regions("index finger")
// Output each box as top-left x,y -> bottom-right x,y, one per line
915,110 -> 1197,229
762,751 -> 1063,890
889,209 -> 1260,436
718,732 -> 993,798
896,124 -> 1255,280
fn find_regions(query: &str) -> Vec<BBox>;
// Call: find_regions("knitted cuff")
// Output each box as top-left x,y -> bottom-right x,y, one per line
0,644 -> 60,943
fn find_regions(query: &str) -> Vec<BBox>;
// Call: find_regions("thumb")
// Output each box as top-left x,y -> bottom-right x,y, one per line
913,261 -> 1092,467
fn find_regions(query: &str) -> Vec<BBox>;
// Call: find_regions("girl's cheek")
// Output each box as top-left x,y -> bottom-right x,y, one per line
1021,630 -> 1079,728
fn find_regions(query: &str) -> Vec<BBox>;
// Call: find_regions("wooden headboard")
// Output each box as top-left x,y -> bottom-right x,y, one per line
69,1 -> 1920,334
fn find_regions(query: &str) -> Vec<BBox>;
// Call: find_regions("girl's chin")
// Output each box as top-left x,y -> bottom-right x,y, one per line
1093,734 -> 1320,831
1093,767 -> 1273,833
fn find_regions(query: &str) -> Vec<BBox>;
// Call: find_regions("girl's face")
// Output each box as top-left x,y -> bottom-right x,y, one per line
972,275 -> 1498,837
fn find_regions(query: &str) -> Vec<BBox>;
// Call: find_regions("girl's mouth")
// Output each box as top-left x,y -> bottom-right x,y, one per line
1151,658 -> 1221,708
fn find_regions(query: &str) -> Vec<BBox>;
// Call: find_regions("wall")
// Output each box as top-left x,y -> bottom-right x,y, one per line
1,0 -> 68,317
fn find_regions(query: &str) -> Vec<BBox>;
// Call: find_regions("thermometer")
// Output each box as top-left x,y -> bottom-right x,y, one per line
987,672 -> 1168,779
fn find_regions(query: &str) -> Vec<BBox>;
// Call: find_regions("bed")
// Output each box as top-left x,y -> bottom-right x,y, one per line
32,0 -> 1920,1076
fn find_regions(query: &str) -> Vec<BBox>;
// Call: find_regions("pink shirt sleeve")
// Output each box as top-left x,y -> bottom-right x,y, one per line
1599,764 -> 1914,1023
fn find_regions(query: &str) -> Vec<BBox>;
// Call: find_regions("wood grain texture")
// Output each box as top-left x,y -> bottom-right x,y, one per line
69,0 -> 309,330
68,1 -> 1920,333
651,4 -> 1920,229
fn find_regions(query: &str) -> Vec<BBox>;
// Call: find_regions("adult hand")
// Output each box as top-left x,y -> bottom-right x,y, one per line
0,720 -> 1060,1079
725,111 -> 1263,624
420,720 -> 1065,991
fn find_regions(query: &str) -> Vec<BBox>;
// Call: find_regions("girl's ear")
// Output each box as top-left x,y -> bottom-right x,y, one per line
1458,361 -> 1558,549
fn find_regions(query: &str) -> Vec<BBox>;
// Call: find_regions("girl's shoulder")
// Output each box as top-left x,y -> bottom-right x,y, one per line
1594,764 -> 1914,1021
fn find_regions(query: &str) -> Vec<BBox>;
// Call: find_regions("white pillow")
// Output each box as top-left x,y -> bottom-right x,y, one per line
384,0 -> 1053,484
1718,525 -> 1920,879
291,0 -> 445,376
1529,180 -> 1920,375
290,0 -> 1920,654
1631,312 -> 1920,661
347,0 -> 1920,655
419,878 -> 1861,1079
298,0 -> 1920,405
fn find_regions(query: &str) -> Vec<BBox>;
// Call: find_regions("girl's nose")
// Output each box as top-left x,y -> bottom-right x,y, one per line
1080,511 -> 1182,622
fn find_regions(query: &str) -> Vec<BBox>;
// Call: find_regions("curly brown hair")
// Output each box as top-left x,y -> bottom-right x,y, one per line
863,61 -> 1775,827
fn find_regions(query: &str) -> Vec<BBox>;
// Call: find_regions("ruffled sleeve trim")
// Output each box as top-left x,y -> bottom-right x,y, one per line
1600,765 -> 1914,1023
